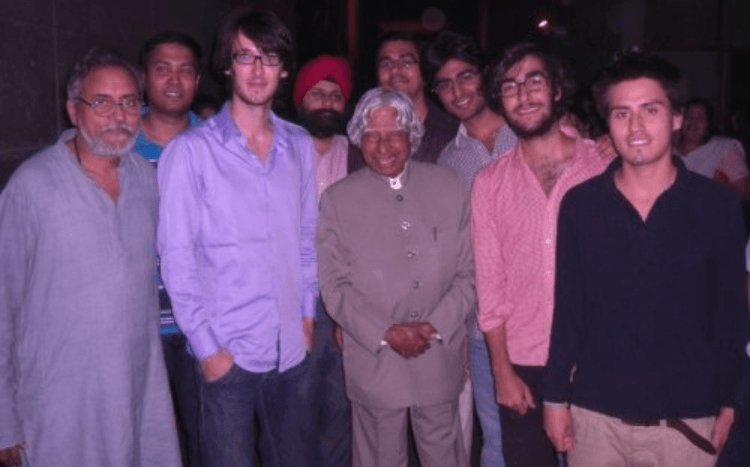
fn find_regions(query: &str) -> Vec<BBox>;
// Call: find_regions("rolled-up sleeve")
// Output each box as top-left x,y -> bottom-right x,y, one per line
471,170 -> 510,332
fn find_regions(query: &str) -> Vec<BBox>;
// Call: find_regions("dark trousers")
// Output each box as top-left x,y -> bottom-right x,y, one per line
200,357 -> 312,467
161,332 -> 202,467
301,304 -> 352,467
499,365 -> 557,467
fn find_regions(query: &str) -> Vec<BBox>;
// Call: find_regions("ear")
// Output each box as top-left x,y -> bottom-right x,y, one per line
280,69 -> 289,79
553,85 -> 562,102
672,110 -> 683,132
66,99 -> 78,126
195,73 -> 202,86
224,69 -> 231,76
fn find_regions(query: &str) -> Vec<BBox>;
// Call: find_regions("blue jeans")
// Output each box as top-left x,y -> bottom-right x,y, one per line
469,335 -> 506,467
300,301 -> 352,467
200,357 -> 312,467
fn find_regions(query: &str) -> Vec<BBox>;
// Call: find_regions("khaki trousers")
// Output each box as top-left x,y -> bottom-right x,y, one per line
351,400 -> 467,467
569,405 -> 717,467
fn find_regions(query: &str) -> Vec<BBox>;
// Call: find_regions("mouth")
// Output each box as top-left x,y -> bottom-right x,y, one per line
627,136 -> 650,146
452,96 -> 471,109
515,104 -> 542,115
163,89 -> 184,99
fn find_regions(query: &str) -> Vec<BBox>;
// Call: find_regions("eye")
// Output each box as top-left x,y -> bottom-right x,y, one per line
500,82 -> 517,95
433,80 -> 451,93
92,97 -> 110,107
645,105 -> 659,115
401,56 -> 417,66
612,110 -> 629,120
378,59 -> 393,70
122,97 -> 140,109
528,75 -> 545,86
330,93 -> 344,102
155,65 -> 169,74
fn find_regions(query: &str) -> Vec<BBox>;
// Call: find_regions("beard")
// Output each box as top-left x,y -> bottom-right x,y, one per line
504,105 -> 557,140
79,123 -> 137,158
297,108 -> 346,138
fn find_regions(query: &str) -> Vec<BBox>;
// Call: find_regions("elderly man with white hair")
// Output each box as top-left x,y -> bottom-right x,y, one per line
317,87 -> 474,467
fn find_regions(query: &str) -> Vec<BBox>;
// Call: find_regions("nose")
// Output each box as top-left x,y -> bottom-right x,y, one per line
629,111 -> 644,132
110,102 -> 127,121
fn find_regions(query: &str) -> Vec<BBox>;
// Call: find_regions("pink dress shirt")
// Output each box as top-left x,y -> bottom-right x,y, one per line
471,138 -> 607,366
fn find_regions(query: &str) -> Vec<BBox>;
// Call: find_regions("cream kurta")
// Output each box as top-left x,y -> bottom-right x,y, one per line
0,130 -> 180,466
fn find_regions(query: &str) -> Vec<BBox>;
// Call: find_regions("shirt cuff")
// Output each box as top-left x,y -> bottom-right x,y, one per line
542,401 -> 570,408
187,325 -> 221,360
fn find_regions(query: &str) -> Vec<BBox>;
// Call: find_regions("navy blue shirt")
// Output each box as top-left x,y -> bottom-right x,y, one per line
544,157 -> 747,419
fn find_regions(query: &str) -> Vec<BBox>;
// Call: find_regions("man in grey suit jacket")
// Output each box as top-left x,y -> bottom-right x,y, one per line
317,87 -> 474,467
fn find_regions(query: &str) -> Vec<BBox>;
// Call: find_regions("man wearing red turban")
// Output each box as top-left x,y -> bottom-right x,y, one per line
294,54 -> 353,467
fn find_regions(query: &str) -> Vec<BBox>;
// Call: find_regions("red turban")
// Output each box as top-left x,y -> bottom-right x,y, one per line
293,55 -> 352,108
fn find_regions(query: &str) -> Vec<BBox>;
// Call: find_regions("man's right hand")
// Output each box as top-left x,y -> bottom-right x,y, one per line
200,347 -> 235,383
384,323 -> 431,359
543,406 -> 574,452
0,444 -> 24,467
495,366 -> 536,415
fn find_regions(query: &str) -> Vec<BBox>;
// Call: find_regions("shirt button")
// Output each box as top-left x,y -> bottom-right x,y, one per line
545,238 -> 552,245
412,281 -> 420,289
396,194 -> 404,202
407,251 -> 416,258
401,221 -> 411,230
410,311 -> 418,318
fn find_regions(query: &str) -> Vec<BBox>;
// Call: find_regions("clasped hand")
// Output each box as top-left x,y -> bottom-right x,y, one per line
384,321 -> 437,359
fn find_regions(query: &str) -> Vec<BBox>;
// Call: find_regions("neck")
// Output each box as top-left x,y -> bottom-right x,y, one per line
411,92 -> 429,121
312,136 -> 334,156
463,107 -> 505,142
678,136 -> 703,154
142,109 -> 191,145
518,122 -> 576,165
615,153 -> 677,197
230,98 -> 273,137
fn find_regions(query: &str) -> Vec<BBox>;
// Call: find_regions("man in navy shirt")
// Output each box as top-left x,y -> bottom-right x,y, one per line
543,50 -> 746,467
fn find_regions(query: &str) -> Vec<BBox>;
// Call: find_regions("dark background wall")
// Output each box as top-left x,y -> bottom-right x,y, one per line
2,0 -> 750,187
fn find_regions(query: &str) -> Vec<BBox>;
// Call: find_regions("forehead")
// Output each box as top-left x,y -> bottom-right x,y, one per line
148,42 -> 196,65
307,79 -> 342,94
365,105 -> 400,128
80,65 -> 139,96
685,104 -> 708,118
232,32 -> 262,52
436,58 -> 477,78
503,54 -> 546,80
378,40 -> 418,59
607,77 -> 670,108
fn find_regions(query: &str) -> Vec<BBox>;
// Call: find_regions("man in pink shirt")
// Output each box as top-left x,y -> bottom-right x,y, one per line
471,42 -> 608,467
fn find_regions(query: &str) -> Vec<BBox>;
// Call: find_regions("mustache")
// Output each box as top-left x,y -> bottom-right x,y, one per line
99,122 -> 135,136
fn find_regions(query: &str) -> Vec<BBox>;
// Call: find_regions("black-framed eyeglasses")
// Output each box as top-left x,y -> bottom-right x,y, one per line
377,55 -> 418,72
433,70 -> 481,94
76,96 -> 142,117
498,71 -> 548,97
232,51 -> 282,67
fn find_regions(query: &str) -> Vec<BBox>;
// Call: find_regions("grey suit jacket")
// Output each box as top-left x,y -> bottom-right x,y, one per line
317,161 -> 475,409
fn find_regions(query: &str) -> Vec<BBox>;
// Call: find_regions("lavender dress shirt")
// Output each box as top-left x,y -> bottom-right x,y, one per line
157,104 -> 318,373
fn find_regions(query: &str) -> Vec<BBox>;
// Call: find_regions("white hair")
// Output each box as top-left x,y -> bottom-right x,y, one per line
347,87 -> 425,155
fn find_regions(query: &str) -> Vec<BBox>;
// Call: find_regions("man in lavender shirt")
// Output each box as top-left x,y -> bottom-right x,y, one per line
157,9 -> 317,467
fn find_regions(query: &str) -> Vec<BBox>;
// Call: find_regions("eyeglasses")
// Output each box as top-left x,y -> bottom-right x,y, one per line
433,70 -> 481,94
377,55 -> 418,72
498,71 -> 548,97
76,96 -> 142,117
306,89 -> 345,104
361,130 -> 408,146
232,51 -> 282,66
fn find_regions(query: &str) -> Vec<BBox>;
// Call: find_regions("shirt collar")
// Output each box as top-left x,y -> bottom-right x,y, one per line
212,102 -> 289,155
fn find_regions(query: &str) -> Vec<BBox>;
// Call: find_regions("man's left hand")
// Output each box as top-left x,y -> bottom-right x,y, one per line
303,317 -> 314,352
711,406 -> 735,453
